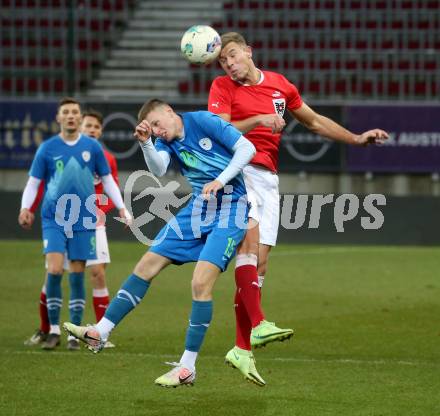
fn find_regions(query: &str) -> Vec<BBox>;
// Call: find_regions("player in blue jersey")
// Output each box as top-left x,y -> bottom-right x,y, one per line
18,97 -> 132,350
64,99 -> 263,387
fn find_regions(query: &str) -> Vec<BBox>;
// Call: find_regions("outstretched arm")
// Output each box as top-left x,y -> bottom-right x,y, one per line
291,102 -> 388,146
217,113 -> 285,134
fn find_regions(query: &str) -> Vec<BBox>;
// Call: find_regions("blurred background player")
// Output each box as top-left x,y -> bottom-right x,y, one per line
208,32 -> 388,365
77,109 -> 120,348
18,97 -> 131,350
64,99 -> 265,387
22,109 -> 120,349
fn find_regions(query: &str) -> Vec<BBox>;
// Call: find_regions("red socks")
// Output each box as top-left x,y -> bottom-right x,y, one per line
234,254 -> 265,350
234,290 -> 252,350
39,289 -> 50,333
92,288 -> 110,322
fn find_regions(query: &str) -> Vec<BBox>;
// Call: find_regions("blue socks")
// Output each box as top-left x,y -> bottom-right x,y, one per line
184,300 -> 213,352
69,272 -> 85,326
46,273 -> 63,326
105,274 -> 150,325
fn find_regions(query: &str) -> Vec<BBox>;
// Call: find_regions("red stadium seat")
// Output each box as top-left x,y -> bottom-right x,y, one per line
427,1 -> 440,8
361,80 -> 373,95
415,80 -> 427,95
293,60 -> 305,70
42,79 -> 50,92
54,79 -> 64,93
387,80 -> 400,96
268,60 -> 279,69
16,78 -> 25,93
424,61 -> 437,70
28,78 -> 38,92
2,78 -> 12,92
319,60 -> 332,70
308,80 -> 321,94
335,79 -> 347,95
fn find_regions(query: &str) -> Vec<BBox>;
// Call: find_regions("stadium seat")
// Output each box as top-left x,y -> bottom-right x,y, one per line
2,0 -> 134,96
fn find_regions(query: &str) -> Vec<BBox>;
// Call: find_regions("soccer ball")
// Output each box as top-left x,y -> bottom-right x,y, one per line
180,25 -> 222,65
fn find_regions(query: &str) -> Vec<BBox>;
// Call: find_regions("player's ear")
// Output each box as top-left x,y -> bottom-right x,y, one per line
245,45 -> 252,58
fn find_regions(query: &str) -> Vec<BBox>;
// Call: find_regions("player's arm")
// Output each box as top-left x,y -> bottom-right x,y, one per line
20,144 -> 47,229
217,113 -> 285,135
30,180 -> 44,213
134,119 -> 171,177
208,78 -> 284,134
101,174 -> 132,225
100,156 -> 118,214
202,136 -> 256,197
94,144 -> 131,225
291,102 -> 388,146
19,176 -> 41,229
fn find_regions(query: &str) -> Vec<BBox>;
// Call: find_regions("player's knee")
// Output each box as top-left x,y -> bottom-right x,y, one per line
134,257 -> 159,281
191,277 -> 211,300
90,269 -> 106,288
47,265 -> 64,275
237,239 -> 259,256
69,261 -> 85,273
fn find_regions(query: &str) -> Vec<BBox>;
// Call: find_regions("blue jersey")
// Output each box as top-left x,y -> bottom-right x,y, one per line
29,134 -> 110,231
154,111 -> 246,200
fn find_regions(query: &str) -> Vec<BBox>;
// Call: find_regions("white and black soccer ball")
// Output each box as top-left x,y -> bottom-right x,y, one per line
180,25 -> 222,65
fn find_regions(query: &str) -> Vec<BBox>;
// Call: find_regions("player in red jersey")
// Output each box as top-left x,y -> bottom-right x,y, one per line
23,110 -> 120,349
209,32 -> 388,383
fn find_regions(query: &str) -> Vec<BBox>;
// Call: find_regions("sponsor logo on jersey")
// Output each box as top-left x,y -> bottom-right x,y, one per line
82,151 -> 91,162
272,98 -> 286,116
272,90 -> 282,97
53,155 -> 63,160
211,101 -> 220,108
199,137 -> 213,151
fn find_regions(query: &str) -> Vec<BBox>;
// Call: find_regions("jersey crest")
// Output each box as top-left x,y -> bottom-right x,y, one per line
82,151 -> 91,162
199,137 -> 213,151
272,98 -> 286,116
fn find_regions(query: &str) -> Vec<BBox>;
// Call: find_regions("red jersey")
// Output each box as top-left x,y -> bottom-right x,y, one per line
31,148 -> 119,215
208,70 -> 303,172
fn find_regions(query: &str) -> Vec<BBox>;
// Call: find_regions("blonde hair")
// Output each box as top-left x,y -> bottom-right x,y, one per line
137,99 -> 168,122
220,32 -> 247,51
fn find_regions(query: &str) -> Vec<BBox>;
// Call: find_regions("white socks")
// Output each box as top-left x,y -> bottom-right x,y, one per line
93,288 -> 109,297
95,317 -> 115,340
180,350 -> 198,372
50,325 -> 61,335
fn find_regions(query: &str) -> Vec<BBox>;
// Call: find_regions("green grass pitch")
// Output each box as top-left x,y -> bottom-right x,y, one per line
0,240 -> 439,415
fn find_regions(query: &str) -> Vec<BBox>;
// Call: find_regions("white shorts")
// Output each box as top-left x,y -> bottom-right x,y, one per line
243,164 -> 280,247
86,226 -> 111,266
45,226 -> 111,270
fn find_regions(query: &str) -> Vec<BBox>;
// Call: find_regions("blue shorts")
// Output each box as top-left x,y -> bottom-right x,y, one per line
150,195 -> 248,272
42,227 -> 97,261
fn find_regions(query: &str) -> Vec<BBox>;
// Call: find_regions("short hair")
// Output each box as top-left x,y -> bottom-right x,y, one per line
57,96 -> 81,111
137,99 -> 168,122
83,109 -> 103,125
220,32 -> 247,51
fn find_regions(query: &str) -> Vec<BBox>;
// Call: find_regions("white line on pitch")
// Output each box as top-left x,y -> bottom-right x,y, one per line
7,350 -> 437,367
271,247 -> 439,257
